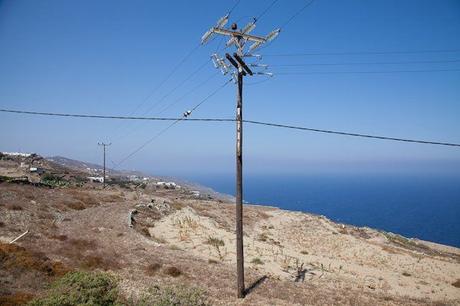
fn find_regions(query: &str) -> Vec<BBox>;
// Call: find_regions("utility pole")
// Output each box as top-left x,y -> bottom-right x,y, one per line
98,142 -> 111,188
201,15 -> 279,298
235,69 -> 245,297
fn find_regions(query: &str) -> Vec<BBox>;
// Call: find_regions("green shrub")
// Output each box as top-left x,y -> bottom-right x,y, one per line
41,174 -> 69,188
251,257 -> 264,265
138,285 -> 209,306
28,271 -> 120,306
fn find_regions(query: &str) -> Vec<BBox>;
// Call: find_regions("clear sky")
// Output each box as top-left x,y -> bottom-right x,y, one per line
1,0 -> 459,177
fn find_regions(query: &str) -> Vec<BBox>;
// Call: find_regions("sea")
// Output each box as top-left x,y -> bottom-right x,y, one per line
185,173 -> 460,248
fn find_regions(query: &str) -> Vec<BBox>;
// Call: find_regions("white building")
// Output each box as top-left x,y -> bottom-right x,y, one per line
156,181 -> 180,189
88,176 -> 104,183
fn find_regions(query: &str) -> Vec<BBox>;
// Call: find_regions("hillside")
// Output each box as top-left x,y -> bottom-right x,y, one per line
0,153 -> 459,305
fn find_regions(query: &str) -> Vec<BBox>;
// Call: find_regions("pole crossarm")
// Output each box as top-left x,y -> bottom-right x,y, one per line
211,27 -> 266,43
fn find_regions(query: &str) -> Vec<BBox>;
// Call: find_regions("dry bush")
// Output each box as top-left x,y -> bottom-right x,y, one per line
0,291 -> 35,306
80,254 -> 121,271
0,242 -> 68,277
49,234 -> 67,241
139,226 -> 150,237
452,279 -> 460,288
5,204 -> 22,211
402,271 -> 411,277
150,234 -> 167,244
0,221 -> 5,227
100,193 -> 123,203
67,238 -> 97,250
57,238 -> 121,271
65,190 -> 99,207
0,241 -> 69,302
145,262 -> 162,276
206,236 -> 225,260
170,201 -> 185,210
66,200 -> 86,210
163,266 -> 182,277
258,232 -> 269,242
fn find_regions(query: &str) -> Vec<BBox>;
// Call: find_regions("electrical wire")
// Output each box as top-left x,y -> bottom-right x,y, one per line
2,108 -> 459,147
244,120 -> 460,147
256,0 -> 315,53
156,71 -> 219,115
279,0 -> 315,29
0,108 -> 233,121
264,49 -> 460,57
255,0 -> 280,23
126,44 -> 201,117
113,78 -> 233,166
276,68 -> 460,75
142,58 -> 211,115
270,59 -> 460,67
113,59 -> 213,141
113,119 -> 181,169
228,0 -> 242,15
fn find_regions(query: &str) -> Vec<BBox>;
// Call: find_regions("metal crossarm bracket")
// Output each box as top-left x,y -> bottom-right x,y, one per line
233,53 -> 253,76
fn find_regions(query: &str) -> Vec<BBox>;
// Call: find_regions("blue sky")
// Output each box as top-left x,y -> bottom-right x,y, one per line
0,0 -> 459,177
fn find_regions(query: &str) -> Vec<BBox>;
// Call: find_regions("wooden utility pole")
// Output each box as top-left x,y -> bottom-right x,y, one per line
98,142 -> 111,188
235,70 -> 244,298
201,16 -> 279,298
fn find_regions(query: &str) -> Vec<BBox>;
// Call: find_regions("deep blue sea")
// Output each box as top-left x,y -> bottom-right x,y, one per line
185,173 -> 460,248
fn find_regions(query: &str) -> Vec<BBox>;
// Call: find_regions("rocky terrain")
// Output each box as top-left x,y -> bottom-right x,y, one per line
1,152 -> 459,305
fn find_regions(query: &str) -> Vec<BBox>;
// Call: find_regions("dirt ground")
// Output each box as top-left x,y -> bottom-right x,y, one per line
1,155 -> 459,305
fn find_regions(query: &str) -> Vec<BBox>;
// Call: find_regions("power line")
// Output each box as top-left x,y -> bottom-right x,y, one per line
256,0 -> 315,53
126,44 -> 202,117
264,49 -> 460,57
156,71 -> 219,115
270,59 -> 460,67
0,108 -> 233,122
280,0 -> 315,29
113,119 -> 181,169
244,120 -> 460,147
255,0 -> 280,23
228,0 -> 242,15
2,108 -> 459,147
113,78 -> 233,167
113,60 -> 214,141
276,68 -> 460,75
188,79 -> 232,113
142,58 -> 211,115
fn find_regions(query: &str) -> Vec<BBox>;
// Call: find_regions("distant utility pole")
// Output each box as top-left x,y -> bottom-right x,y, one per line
98,142 -> 111,188
201,15 -> 279,298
